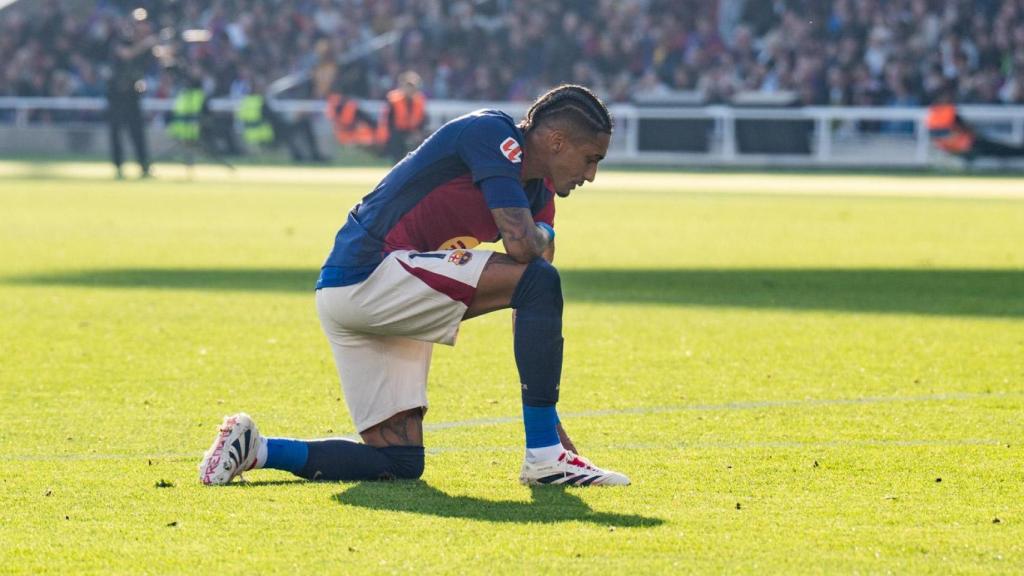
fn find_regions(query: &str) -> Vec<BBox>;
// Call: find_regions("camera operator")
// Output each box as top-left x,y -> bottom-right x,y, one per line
106,13 -> 157,179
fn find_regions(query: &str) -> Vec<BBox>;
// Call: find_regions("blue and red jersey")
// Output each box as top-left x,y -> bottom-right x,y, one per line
317,109 -> 555,288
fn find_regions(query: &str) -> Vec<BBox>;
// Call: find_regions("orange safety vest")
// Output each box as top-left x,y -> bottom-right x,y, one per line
325,93 -> 376,146
927,104 -> 974,154
377,89 -> 426,143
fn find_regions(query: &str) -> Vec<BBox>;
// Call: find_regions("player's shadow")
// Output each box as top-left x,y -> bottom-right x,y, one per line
219,479 -> 310,488
3,267 -> 315,293
333,480 -> 664,527
561,267 -> 1024,318
6,266 -> 1023,318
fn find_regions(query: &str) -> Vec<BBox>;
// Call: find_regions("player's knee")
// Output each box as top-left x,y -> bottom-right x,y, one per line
380,445 -> 425,480
511,258 -> 563,314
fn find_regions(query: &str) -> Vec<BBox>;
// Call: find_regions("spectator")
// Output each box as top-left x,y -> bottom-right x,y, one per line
377,70 -> 427,163
106,14 -> 156,179
2,0 -> 1024,114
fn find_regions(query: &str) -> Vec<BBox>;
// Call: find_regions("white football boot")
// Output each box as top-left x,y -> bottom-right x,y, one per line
199,413 -> 263,485
519,450 -> 630,486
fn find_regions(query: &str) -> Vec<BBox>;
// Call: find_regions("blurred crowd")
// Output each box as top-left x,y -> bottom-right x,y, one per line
1,0 -> 1023,107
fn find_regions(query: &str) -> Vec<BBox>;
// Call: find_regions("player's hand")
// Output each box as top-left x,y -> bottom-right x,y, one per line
556,422 -> 578,453
536,222 -> 555,244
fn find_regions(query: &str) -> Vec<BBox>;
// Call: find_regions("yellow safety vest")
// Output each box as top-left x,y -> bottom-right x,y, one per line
239,95 -> 274,145
168,88 -> 205,142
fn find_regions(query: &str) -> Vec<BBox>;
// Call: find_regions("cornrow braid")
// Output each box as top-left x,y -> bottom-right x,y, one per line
519,84 -> 613,136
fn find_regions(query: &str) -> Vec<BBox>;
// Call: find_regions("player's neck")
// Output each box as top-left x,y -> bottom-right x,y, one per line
519,135 -> 545,183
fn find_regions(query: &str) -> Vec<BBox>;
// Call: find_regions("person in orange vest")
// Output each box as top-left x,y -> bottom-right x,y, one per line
377,71 -> 427,162
926,103 -> 974,156
325,92 -> 378,148
927,84 -> 1024,161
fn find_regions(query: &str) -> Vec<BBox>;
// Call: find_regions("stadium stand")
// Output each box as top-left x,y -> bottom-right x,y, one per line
1,0 -> 1022,168
2,0 -> 1023,108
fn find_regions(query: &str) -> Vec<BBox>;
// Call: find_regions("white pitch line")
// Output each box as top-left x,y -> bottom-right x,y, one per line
5,438 -> 1007,463
4,391 -> 1018,462
4,162 -> 1024,200
593,172 -> 1024,199
424,437 -> 1007,454
422,391 -> 1019,432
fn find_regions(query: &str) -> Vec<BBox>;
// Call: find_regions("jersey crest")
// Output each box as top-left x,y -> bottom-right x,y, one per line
447,250 -> 473,265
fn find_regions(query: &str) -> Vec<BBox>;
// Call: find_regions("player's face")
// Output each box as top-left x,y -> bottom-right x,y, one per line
549,132 -> 610,198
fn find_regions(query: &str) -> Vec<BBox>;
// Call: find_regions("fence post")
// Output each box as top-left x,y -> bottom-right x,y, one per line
721,108 -> 736,161
624,109 -> 639,159
914,111 -> 930,165
14,106 -> 29,128
815,112 -> 831,163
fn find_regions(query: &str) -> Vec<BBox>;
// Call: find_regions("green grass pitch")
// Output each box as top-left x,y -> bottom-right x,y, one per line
1,161 -> 1022,573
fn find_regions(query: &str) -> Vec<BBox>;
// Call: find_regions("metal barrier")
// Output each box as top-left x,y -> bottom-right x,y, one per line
1,96 -> 1022,167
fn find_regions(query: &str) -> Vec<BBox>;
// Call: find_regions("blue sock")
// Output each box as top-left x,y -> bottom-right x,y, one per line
522,404 -> 560,448
264,437 -> 309,474
301,441 -> 423,481
263,437 -> 425,481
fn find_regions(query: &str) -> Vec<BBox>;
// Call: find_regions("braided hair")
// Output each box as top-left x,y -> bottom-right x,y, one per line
519,84 -> 613,139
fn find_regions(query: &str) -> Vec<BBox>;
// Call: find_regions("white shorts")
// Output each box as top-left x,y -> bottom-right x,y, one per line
316,249 -> 492,432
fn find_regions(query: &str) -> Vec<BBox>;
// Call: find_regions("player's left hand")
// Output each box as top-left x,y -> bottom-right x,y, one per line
556,422 -> 578,453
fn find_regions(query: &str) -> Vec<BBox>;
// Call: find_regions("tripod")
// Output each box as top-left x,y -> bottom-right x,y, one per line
154,115 -> 237,178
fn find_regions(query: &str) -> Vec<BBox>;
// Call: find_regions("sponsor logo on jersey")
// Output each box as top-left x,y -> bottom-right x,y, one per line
447,250 -> 473,266
500,137 -> 522,163
438,236 -> 481,250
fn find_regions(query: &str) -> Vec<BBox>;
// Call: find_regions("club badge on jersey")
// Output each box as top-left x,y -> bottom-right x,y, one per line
447,250 -> 473,266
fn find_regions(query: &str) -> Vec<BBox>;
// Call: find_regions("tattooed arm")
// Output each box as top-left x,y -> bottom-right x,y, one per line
491,207 -> 552,264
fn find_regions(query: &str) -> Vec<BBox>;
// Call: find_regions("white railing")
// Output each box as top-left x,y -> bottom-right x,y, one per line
1,96 -> 1023,167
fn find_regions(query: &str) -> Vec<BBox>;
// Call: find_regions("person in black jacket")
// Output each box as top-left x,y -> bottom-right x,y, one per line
106,16 -> 157,179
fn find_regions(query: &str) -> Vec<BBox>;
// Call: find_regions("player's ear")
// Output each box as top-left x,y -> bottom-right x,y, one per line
548,128 -> 565,154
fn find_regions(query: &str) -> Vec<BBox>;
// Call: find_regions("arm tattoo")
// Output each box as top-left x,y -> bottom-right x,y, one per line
492,207 -> 532,240
491,207 -> 548,259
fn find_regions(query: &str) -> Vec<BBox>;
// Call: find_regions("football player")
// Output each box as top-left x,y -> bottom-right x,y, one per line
200,85 -> 629,487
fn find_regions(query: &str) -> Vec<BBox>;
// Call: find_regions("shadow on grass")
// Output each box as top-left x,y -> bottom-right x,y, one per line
5,266 -> 1023,317
3,267 -> 319,293
564,268 -> 1024,318
333,480 -> 664,527
218,479 -> 310,488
